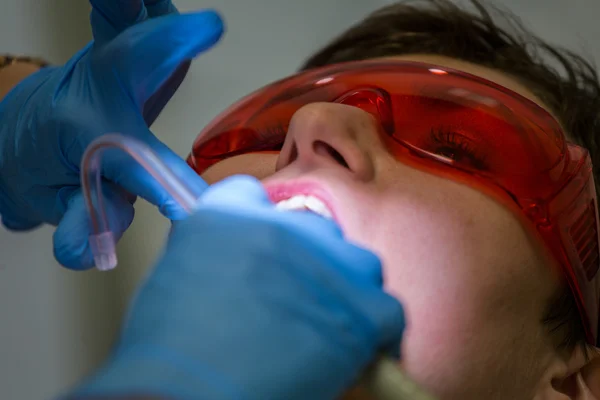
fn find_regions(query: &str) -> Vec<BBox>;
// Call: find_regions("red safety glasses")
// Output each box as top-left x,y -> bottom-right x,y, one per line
187,60 -> 600,345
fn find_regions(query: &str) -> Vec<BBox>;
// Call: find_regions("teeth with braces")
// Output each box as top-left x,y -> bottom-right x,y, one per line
275,195 -> 333,219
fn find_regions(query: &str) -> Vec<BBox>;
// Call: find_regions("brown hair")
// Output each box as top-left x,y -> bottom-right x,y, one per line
301,0 -> 600,353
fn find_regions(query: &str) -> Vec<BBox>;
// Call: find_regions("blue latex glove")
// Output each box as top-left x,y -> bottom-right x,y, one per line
66,175 -> 405,400
0,1 -> 224,270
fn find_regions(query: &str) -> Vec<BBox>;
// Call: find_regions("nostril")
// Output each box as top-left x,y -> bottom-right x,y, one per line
313,140 -> 350,169
288,143 -> 299,164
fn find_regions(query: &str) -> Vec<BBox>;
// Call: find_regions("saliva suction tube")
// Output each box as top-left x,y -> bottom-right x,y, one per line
79,133 -> 437,400
80,133 -> 199,271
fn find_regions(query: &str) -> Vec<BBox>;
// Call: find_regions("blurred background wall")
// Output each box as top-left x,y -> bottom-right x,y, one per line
0,1 -> 598,399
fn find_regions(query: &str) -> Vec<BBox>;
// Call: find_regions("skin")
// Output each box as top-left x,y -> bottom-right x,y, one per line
199,55 -> 599,400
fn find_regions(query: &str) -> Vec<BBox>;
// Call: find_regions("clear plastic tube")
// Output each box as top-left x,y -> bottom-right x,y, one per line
79,133 -> 437,400
80,133 -> 199,271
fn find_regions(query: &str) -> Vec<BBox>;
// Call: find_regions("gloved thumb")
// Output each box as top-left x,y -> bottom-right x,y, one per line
53,185 -> 135,270
102,9 -> 224,109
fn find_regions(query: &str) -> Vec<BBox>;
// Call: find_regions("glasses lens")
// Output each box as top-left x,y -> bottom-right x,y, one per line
190,62 -> 565,196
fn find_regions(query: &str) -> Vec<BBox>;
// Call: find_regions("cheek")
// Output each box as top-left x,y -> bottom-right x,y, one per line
346,180 -> 552,398
200,153 -> 279,184
373,198 -> 503,343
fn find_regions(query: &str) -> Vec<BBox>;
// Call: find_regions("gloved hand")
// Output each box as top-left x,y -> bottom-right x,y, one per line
0,1 -> 224,269
66,175 -> 405,400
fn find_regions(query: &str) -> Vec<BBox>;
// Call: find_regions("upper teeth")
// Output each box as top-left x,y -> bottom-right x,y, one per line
275,195 -> 333,219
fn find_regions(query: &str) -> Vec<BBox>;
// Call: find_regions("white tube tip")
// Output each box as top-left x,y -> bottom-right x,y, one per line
89,231 -> 117,271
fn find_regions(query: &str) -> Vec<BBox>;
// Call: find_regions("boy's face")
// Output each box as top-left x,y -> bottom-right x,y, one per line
199,55 -> 570,399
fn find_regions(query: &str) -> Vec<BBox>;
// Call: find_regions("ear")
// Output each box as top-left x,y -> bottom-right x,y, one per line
539,346 -> 600,399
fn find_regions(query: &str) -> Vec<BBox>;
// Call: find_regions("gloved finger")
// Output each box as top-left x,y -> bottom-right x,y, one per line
139,1 -> 186,125
317,244 -> 404,357
312,238 -> 385,287
144,0 -> 178,17
358,291 -> 406,358
90,0 -> 148,45
105,10 -> 223,109
379,298 -> 406,358
97,131 -> 208,220
53,184 -> 135,270
141,60 -> 190,126
200,175 -> 271,209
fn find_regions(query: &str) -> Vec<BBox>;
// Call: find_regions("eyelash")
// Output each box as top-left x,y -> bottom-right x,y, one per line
251,122 -> 287,151
429,127 -> 489,170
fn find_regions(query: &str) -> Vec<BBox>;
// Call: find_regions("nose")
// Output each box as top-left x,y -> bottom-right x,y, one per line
276,102 -> 384,181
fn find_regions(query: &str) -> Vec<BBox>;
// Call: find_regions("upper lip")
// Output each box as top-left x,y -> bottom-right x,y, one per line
263,180 -> 339,222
